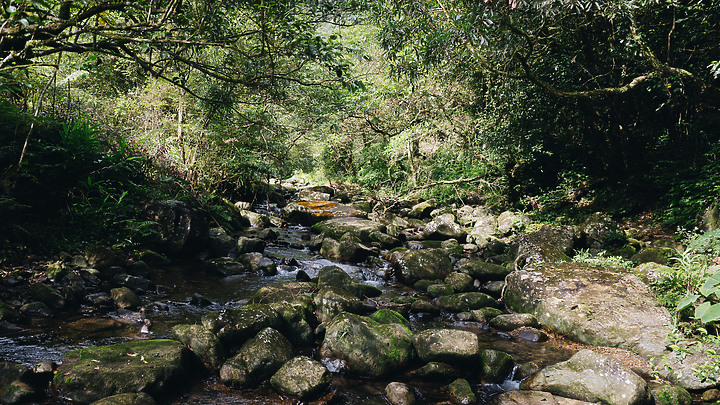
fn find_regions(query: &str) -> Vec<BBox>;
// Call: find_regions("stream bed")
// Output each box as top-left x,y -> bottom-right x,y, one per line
0,222 -> 580,404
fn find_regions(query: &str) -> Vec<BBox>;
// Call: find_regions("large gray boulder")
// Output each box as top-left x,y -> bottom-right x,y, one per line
413,329 -> 479,365
514,225 -> 581,256
201,304 -> 282,351
220,328 -> 293,387
523,350 -> 648,405
311,217 -> 398,247
395,248 -> 453,285
54,339 -> 190,404
315,287 -> 363,323
488,390 -> 598,405
320,312 -> 414,377
270,356 -> 332,399
283,202 -> 366,225
171,324 -> 225,370
466,211 -> 498,248
423,214 -> 466,240
504,262 -> 672,358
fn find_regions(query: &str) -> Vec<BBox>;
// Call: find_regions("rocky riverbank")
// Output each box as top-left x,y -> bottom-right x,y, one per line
1,179 -> 719,404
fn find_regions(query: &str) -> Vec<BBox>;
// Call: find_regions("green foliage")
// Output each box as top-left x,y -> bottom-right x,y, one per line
572,249 -> 634,269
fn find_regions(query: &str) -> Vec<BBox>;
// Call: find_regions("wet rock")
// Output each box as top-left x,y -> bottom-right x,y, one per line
30,282 -> 65,309
138,250 -> 169,266
455,206 -> 492,227
55,339 -> 190,404
0,361 -> 28,392
702,388 -> 720,402
90,392 -> 157,405
448,378 -> 476,405
257,228 -> 279,240
320,236 -> 373,262
237,237 -> 265,254
46,261 -> 65,281
369,309 -> 410,328
110,287 -> 141,309
270,299 -> 316,346
126,261 -> 149,277
496,211 -> 530,236
208,227 -> 235,257
653,343 -> 720,390
410,299 -> 440,314
144,200 -> 209,254
312,217 -> 398,247
479,349 -> 514,383
483,280 -> 505,297
650,384 -> 692,405
444,272 -> 475,293
283,202 -> 366,225
434,292 -> 498,312
396,248 -> 453,285
385,382 -> 416,405
466,210 -> 498,248
249,281 -> 316,304
408,200 -> 436,219
504,262 -> 672,358
172,324 -> 225,370
427,283 -> 455,297
244,252 -> 277,275
320,312 -> 414,377
410,362 -> 460,382
423,214 -> 466,240
220,328 -> 293,387
515,362 -> 541,381
488,390 -> 597,405
456,259 -> 510,281
523,349 -> 648,405
516,225 -> 580,256
0,300 -> 19,321
1,379 -> 43,404
413,329 -> 479,365
201,303 -> 282,351
19,301 -> 52,317
240,210 -> 270,228
516,242 -> 571,266
204,257 -> 248,276
489,313 -> 539,331
514,327 -> 549,343
112,274 -> 155,292
298,188 -> 331,201
270,355 -> 332,399
630,247 -> 677,265
315,287 -> 363,323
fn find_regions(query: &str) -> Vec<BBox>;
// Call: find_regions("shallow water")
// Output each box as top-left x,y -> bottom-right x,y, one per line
0,223 -> 578,404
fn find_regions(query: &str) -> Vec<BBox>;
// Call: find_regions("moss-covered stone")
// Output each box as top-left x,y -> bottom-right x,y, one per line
171,324 -> 225,370
315,287 -> 364,323
448,378 -> 476,405
270,299 -> 316,345
434,292 -> 498,312
410,362 -> 460,382
201,304 -> 281,351
30,282 -> 65,309
369,309 -> 410,328
427,283 -> 455,297
444,272 -> 475,293
0,301 -> 19,321
220,328 -> 293,387
396,248 -> 453,285
650,384 -> 692,405
249,282 -> 316,304
90,392 -> 156,405
479,349 -> 514,383
110,287 -> 141,309
270,356 -> 332,399
631,247 -> 678,265
320,312 -> 414,377
54,339 -> 190,404
456,259 -> 510,281
413,329 -> 479,365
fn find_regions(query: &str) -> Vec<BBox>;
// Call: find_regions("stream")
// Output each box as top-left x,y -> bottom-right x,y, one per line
0,216 -> 580,404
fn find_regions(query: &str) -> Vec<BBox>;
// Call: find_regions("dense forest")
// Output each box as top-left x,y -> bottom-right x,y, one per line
1,0 -> 719,252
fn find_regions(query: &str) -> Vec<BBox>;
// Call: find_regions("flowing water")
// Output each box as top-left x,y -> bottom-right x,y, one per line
0,219 -> 579,404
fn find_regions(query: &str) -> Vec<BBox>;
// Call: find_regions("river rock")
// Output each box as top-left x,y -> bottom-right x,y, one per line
85,246 -> 126,270
497,211 -> 530,236
369,309 -> 410,328
144,200 -> 209,254
237,237 -> 265,254
30,282 -> 65,309
427,283 -> 455,297
579,213 -> 625,249
410,362 -> 460,382
489,313 -> 539,331
315,287 -> 364,323
0,301 -> 19,321
488,390 -> 598,405
54,339 -> 190,404
201,303 -> 282,351
653,343 -> 720,390
207,227 -> 235,257
283,201 -> 366,225
448,378 -> 476,405
384,382 -> 416,405
270,299 -> 315,345
249,281 -> 316,304
456,258 -> 510,281
395,248 -> 453,285
19,301 -> 51,317
112,274 -> 155,292
466,210 -> 498,248
204,257 -> 248,276
630,247 -> 677,265
110,287 -> 141,309
409,200 -> 436,219
504,262 -> 672,358
1,379 -> 42,404
171,324 -> 225,370
423,214 -> 466,240
523,349 -> 648,405
90,392 -> 156,405
312,217 -> 398,247
516,225 -> 580,256
320,236 -> 373,262
320,312 -> 414,377
435,292 -> 498,312
480,349 -> 514,383
634,262 -> 672,285
239,209 -> 270,228
413,329 -> 479,365
243,252 -> 277,275
270,355 -> 332,399
445,272 -> 475,293
0,361 -> 28,392
220,328 -> 293,387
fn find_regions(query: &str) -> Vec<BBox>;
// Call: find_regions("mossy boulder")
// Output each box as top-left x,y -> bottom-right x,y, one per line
427,283 -> 455,297
219,328 -> 293,387
369,309 -> 410,328
445,272 -> 475,293
270,356 -> 332,399
319,236 -> 374,262
434,292 -> 498,312
201,304 -> 282,351
456,259 -> 510,281
479,349 -> 514,384
311,217 -> 398,247
54,339 -> 190,404
630,247 -> 678,266
650,384 -> 692,405
410,362 -> 460,382
270,299 -> 316,345
413,329 -> 479,365
204,257 -> 248,277
249,281 -> 316,304
320,312 -> 414,377
489,313 -> 539,331
448,378 -> 476,405
315,287 -> 364,323
236,237 -> 265,254
0,300 -> 19,321
396,248 -> 453,285
171,324 -> 225,370
424,214 -> 466,240
30,282 -> 65,310
110,287 -> 141,309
